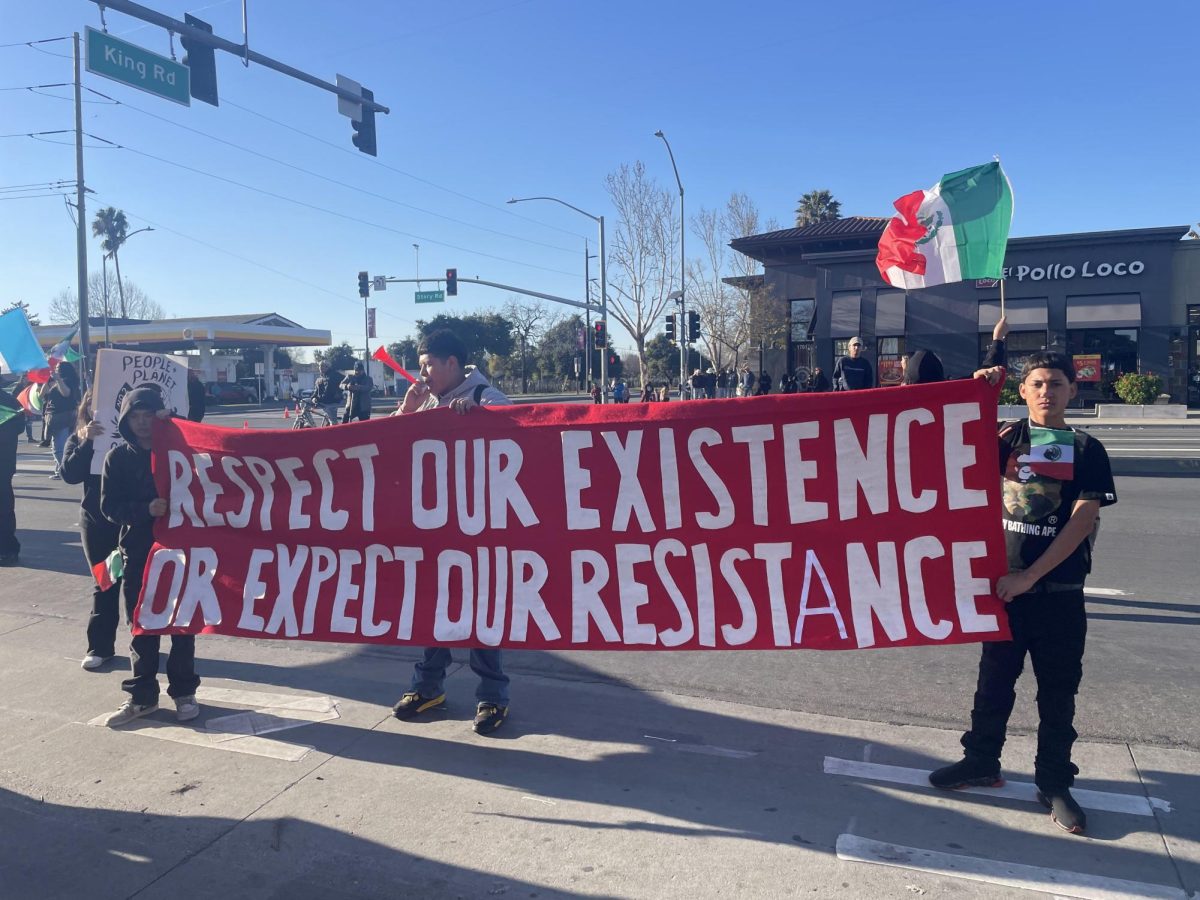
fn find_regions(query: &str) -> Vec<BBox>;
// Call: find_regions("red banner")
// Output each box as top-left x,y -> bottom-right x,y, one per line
136,379 -> 1011,651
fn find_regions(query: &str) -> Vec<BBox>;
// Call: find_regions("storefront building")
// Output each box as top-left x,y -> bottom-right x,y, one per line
731,220 -> 1200,405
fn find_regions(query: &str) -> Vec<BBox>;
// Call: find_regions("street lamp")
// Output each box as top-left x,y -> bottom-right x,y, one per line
654,130 -> 685,397
102,225 -> 153,347
507,195 -> 609,402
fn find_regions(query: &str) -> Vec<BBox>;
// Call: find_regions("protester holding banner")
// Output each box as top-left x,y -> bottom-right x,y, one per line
833,338 -> 873,392
100,386 -> 201,727
930,351 -> 1117,836
61,389 -> 124,669
341,362 -> 373,423
0,381 -> 24,567
391,329 -> 513,734
43,361 -> 81,479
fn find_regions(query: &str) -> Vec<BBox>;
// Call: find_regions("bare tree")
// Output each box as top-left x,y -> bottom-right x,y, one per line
687,193 -> 780,370
502,296 -> 552,394
48,272 -> 164,324
604,161 -> 679,378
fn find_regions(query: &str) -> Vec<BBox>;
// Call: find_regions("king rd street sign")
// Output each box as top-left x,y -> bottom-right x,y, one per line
85,27 -> 191,106
415,290 -> 445,303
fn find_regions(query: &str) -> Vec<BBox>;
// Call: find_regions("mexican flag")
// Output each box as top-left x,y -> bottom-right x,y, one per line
17,382 -> 44,414
92,548 -> 124,591
876,162 -> 1013,290
1026,425 -> 1075,480
28,326 -> 81,384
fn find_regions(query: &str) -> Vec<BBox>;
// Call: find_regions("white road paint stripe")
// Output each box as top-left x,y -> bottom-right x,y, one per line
1084,588 -> 1127,597
85,686 -> 339,761
642,733 -> 757,758
836,834 -> 1187,900
823,757 -> 1170,815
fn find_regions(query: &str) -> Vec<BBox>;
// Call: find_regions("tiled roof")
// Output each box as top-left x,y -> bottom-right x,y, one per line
732,216 -> 889,247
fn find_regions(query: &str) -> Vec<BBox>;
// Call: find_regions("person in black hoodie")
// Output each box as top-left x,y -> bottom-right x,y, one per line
0,380 -> 25,566
99,385 -> 201,727
61,389 -> 123,668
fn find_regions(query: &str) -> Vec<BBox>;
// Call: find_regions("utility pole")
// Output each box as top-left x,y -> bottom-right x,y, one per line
73,33 -> 90,377
584,239 -> 591,391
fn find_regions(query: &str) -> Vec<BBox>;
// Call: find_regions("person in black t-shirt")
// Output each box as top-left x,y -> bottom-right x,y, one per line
930,351 -> 1117,836
833,337 -> 874,391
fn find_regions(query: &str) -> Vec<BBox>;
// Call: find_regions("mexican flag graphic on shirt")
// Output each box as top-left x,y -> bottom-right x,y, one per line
1026,425 -> 1075,480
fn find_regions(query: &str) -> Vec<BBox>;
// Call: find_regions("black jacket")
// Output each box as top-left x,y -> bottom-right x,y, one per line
61,432 -> 104,519
187,377 -> 207,423
100,386 -> 165,560
0,388 -> 25,440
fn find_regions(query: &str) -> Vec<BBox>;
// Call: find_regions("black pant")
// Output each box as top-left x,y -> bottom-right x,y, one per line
80,510 -> 122,657
121,555 -> 200,705
961,589 -> 1087,791
0,431 -> 17,557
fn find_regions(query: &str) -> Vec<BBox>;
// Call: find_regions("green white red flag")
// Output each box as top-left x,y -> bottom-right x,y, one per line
92,548 -> 124,591
876,162 -> 1013,290
1025,426 -> 1075,480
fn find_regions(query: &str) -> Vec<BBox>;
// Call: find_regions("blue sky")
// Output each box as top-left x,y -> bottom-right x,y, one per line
3,0 -> 1198,354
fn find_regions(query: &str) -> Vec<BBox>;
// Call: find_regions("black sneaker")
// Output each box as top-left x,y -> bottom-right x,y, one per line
1038,789 -> 1087,834
473,702 -> 508,734
929,758 -> 1004,790
391,691 -> 445,720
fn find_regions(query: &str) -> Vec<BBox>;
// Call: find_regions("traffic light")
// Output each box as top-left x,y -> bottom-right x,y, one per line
593,320 -> 607,349
358,271 -> 369,299
687,310 -> 701,342
446,268 -> 458,296
181,14 -> 218,106
351,87 -> 377,156
664,313 -> 676,344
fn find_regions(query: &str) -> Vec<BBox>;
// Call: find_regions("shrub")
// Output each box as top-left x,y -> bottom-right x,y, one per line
998,375 -> 1020,406
1113,372 -> 1162,405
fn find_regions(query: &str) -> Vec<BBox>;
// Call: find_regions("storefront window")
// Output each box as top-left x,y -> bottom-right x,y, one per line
1067,328 -> 1138,400
877,336 -> 905,386
980,331 -> 1046,373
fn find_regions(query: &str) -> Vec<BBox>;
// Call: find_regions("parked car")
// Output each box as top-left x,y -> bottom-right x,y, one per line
206,382 -> 257,404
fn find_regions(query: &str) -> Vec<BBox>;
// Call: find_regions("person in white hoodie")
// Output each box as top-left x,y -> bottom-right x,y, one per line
390,329 -> 512,734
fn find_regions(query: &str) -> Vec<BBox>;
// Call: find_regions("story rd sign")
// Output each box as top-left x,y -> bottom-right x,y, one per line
85,26 -> 190,107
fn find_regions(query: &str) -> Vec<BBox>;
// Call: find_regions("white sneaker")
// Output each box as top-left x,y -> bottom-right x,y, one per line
104,699 -> 158,728
81,654 -> 112,670
174,695 -> 200,722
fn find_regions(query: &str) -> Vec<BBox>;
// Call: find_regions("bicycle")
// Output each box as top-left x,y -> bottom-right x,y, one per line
291,397 -> 336,430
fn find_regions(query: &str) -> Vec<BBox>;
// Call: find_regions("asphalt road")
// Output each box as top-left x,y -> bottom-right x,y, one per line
10,435 -> 1199,750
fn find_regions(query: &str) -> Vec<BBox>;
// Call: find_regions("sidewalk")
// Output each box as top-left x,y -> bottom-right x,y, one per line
0,603 -> 1195,899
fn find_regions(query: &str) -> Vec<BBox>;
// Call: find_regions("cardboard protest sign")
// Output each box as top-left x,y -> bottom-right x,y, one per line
134,378 -> 1011,651
91,349 -> 190,474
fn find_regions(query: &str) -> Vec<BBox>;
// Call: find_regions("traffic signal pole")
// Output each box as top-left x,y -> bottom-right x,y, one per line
72,32 -> 90,378
85,0 -> 389,115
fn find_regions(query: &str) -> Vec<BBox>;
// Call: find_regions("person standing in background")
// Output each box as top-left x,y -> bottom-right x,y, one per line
61,389 -> 123,668
833,337 -> 874,391
43,361 -> 81,479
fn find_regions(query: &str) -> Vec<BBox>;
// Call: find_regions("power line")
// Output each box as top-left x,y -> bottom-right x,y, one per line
88,194 -> 419,331
86,87 -> 580,256
222,98 -> 591,241
0,37 -> 70,49
86,132 -> 584,279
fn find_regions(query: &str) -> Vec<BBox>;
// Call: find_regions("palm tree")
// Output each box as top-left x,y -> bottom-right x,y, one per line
91,207 -> 129,317
794,189 -> 842,227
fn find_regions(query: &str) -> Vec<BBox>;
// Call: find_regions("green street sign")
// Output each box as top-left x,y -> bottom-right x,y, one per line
415,290 -> 445,303
85,26 -> 191,107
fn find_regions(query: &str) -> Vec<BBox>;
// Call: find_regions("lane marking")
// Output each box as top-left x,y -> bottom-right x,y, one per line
643,733 -> 757,759
823,757 -> 1170,816
1084,588 -> 1127,597
85,686 -> 339,761
836,834 -> 1187,900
